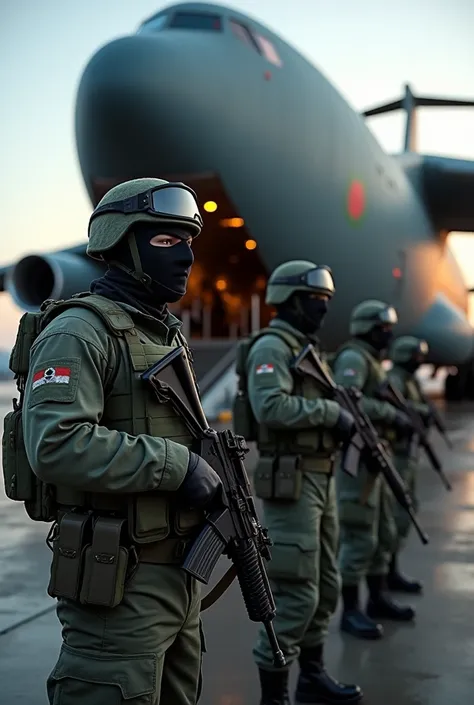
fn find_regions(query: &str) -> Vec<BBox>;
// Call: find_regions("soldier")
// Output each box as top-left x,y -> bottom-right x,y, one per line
21,178 -> 223,705
331,300 -> 416,640
236,261 -> 363,705
386,336 -> 431,594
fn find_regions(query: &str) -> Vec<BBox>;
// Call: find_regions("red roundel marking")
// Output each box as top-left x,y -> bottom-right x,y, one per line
347,180 -> 365,220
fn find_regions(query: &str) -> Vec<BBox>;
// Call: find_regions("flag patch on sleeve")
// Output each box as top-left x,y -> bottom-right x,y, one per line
32,366 -> 71,390
256,363 -> 274,375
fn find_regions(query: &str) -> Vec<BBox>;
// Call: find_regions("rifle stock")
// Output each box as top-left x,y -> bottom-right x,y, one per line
141,347 -> 286,668
293,345 -> 429,546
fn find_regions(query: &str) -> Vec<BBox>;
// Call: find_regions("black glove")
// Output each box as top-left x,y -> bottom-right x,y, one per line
393,410 -> 414,436
334,407 -> 356,443
177,451 -> 223,509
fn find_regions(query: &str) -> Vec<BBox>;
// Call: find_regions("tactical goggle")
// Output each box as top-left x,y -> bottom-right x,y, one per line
413,340 -> 429,360
89,183 -> 203,232
359,306 -> 398,326
271,266 -> 335,295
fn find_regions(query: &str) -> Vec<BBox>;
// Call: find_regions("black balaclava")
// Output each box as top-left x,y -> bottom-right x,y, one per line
402,357 -> 422,374
357,326 -> 394,356
276,292 -> 329,336
91,222 -> 194,321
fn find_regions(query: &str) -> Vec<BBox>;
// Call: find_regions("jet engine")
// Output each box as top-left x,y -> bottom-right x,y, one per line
4,249 -> 105,312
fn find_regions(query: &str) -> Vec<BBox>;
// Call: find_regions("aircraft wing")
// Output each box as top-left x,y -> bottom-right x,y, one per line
396,152 -> 474,232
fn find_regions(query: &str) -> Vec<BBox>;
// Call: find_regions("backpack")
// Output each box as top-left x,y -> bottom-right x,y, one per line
1,293 -> 195,523
232,326 -> 301,442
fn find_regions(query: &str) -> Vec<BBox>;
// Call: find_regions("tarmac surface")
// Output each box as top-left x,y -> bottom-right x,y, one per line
1,380 -> 474,704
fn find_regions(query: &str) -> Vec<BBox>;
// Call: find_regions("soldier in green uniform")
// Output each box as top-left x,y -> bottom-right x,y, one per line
386,336 -> 431,594
21,178 -> 223,705
331,300 -> 416,640
237,261 -> 363,705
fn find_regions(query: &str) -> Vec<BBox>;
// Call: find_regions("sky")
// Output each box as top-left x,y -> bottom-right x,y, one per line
1,0 -> 474,345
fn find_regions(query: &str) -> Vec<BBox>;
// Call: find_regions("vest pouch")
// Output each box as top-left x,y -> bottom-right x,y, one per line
174,507 -> 205,536
2,408 -> 34,501
79,517 -> 129,608
48,511 -> 92,601
128,494 -> 170,544
253,456 -> 275,499
232,391 -> 256,442
274,455 -> 302,501
2,407 -> 56,522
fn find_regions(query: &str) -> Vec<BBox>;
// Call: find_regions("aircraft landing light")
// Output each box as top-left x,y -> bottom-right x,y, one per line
204,200 -> 218,212
245,239 -> 257,250
347,179 -> 365,220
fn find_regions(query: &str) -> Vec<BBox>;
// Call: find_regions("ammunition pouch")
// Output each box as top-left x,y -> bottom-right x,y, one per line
253,453 -> 336,502
48,512 -> 133,608
2,407 -> 56,522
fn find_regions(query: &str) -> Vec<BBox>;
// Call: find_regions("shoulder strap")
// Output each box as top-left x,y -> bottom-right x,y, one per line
41,294 -> 135,335
249,326 -> 302,355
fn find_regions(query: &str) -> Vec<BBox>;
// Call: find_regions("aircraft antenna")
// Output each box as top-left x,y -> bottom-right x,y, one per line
361,83 -> 474,153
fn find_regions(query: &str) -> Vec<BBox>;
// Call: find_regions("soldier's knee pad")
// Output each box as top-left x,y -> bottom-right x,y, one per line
266,537 -> 318,583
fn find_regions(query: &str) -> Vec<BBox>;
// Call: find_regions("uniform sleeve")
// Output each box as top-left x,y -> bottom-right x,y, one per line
332,348 -> 397,423
22,317 -> 189,494
246,336 -> 340,429
389,370 -> 431,415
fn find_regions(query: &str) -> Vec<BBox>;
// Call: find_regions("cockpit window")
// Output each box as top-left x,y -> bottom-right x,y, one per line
137,14 -> 168,34
253,33 -> 282,67
229,19 -> 259,50
169,12 -> 222,31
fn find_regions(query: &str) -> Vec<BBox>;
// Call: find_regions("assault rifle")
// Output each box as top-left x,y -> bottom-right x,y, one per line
141,347 -> 285,668
419,388 -> 453,450
378,380 -> 452,491
293,344 -> 429,546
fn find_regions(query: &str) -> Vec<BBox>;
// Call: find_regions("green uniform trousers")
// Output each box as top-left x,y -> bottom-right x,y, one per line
336,465 -> 397,585
393,453 -> 419,551
46,563 -> 204,705
253,472 -> 341,670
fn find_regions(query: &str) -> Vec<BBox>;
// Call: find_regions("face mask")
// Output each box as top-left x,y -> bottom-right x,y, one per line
404,359 -> 421,374
370,327 -> 394,351
298,296 -> 329,332
133,224 -> 194,303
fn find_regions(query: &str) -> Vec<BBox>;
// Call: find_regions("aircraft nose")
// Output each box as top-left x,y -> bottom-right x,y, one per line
75,35 -> 197,200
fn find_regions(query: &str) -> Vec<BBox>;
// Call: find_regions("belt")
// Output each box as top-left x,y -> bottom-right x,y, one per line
298,455 -> 335,473
138,537 -> 192,565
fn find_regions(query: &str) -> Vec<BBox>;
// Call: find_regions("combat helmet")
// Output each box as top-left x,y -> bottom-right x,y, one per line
389,336 -> 429,365
349,299 -> 398,336
265,260 -> 335,305
87,177 -> 203,260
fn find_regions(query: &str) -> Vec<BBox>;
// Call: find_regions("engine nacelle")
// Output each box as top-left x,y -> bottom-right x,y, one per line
5,252 -> 105,311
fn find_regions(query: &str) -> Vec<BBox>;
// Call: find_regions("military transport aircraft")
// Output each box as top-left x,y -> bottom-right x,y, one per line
1,2 -> 474,398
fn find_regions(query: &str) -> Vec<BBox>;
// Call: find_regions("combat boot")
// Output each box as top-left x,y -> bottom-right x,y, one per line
386,553 -> 423,594
366,574 -> 415,621
339,583 -> 383,639
295,645 -> 363,704
258,667 -> 290,705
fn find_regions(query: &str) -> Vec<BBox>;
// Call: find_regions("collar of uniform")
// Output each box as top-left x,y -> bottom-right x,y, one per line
269,318 -> 320,347
352,337 -> 382,361
114,301 -> 182,342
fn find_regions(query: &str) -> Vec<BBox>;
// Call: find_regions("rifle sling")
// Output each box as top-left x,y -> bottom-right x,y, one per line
200,565 -> 237,612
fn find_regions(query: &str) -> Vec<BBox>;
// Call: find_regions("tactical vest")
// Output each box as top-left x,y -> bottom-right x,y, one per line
2,293 -> 204,544
234,326 -> 338,460
389,366 -> 422,455
332,340 -> 395,442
